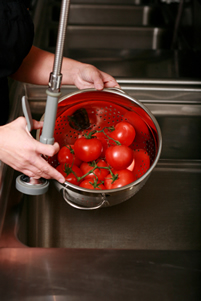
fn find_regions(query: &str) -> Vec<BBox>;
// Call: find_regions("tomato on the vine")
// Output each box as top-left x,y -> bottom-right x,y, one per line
132,149 -> 150,179
105,145 -> 133,170
93,132 -> 108,157
122,111 -> 151,150
80,159 -> 109,181
58,144 -> 82,166
56,163 -> 83,185
74,137 -> 103,162
108,121 -> 136,146
79,178 -> 106,190
104,169 -> 136,189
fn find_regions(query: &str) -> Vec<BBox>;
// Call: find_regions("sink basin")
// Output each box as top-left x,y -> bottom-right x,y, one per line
3,81 -> 197,250
18,162 -> 201,249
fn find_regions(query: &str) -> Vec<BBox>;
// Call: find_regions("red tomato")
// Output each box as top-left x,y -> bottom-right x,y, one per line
132,149 -> 150,179
104,169 -> 136,189
123,111 -> 150,137
79,178 -> 106,190
123,111 -> 151,151
105,145 -> 133,170
58,145 -> 82,166
74,137 -> 103,162
108,121 -> 136,146
80,159 -> 109,181
56,163 -> 83,185
93,132 -> 108,157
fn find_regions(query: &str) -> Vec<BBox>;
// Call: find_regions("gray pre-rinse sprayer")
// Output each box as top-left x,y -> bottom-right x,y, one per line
16,0 -> 71,195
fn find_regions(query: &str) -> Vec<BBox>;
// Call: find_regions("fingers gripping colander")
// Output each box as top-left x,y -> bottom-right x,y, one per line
39,88 -> 162,210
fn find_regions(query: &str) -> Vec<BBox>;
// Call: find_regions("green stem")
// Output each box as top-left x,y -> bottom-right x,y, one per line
89,178 -> 104,189
66,162 -> 119,184
75,162 -> 110,182
84,130 -> 97,139
65,145 -> 75,154
91,127 -> 121,146
107,166 -> 119,183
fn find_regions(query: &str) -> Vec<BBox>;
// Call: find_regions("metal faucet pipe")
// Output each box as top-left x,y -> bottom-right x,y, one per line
53,0 -> 70,78
40,0 -> 71,144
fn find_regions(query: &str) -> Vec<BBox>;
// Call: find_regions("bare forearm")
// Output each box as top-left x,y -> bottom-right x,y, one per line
10,46 -> 119,89
10,46 -> 82,85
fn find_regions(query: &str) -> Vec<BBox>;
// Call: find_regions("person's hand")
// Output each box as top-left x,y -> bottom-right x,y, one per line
64,62 -> 120,90
0,117 -> 65,183
11,47 -> 120,90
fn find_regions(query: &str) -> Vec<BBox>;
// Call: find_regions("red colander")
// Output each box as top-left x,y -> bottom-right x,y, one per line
38,88 -> 162,210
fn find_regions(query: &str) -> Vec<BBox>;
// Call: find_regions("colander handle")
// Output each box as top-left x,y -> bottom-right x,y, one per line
62,189 -> 108,210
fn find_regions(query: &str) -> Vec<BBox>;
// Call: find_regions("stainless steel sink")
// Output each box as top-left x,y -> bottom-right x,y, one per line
17,161 -> 201,249
1,0 -> 201,252
1,80 -> 200,250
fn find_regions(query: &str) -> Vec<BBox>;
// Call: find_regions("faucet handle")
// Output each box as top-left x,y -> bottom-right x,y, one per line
21,96 -> 33,132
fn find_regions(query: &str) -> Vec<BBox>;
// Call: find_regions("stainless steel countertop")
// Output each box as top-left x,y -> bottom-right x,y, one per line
0,248 -> 200,301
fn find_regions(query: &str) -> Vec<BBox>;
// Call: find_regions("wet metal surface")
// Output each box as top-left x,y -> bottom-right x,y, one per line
18,162 -> 201,249
0,81 -> 200,251
0,248 -> 200,301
